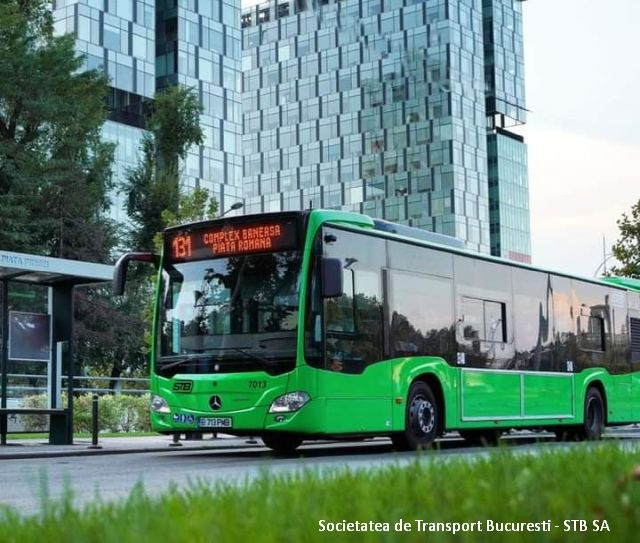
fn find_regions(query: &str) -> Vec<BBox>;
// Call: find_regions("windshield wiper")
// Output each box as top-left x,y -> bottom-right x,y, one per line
157,355 -> 213,372
158,347 -> 275,372
210,347 -> 274,370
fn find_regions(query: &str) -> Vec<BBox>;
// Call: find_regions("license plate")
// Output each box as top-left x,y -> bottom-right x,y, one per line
198,417 -> 232,429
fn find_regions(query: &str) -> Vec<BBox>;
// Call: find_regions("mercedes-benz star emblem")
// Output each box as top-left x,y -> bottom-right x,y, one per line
209,395 -> 222,411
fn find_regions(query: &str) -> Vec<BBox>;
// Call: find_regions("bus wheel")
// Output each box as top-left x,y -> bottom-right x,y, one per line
261,433 -> 303,454
576,387 -> 605,441
459,429 -> 501,446
391,381 -> 439,451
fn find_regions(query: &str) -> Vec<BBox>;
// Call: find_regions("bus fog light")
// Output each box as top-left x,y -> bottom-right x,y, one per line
269,392 -> 310,413
151,395 -> 170,414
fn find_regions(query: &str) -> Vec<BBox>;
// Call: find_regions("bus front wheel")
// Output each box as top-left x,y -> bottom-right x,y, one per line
391,381 -> 439,451
261,433 -> 303,454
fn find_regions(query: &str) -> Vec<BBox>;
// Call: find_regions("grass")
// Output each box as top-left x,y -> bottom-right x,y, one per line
0,445 -> 638,542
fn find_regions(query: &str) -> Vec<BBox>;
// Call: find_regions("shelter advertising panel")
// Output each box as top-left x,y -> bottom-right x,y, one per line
9,311 -> 51,361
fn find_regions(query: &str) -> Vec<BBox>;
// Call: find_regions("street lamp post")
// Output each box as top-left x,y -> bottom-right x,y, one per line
593,254 -> 615,278
593,236 -> 617,277
219,202 -> 244,217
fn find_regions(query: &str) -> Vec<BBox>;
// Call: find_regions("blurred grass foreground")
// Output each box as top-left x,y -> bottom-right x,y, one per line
0,445 -> 639,542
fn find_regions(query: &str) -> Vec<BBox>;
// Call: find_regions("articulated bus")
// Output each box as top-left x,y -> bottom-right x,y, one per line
114,210 -> 640,453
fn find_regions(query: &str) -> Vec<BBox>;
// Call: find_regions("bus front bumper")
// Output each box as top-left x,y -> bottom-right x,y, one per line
151,398 -> 325,435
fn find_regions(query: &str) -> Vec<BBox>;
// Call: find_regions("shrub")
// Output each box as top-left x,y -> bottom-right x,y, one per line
19,394 -> 48,431
118,394 -> 151,432
17,393 -> 150,433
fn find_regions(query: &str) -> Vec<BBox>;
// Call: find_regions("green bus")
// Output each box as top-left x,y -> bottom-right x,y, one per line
114,209 -> 640,453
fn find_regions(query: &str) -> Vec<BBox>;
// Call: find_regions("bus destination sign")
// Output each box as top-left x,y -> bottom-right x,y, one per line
167,219 -> 298,261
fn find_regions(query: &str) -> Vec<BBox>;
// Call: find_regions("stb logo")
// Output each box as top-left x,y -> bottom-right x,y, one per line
173,381 -> 193,393
209,395 -> 222,410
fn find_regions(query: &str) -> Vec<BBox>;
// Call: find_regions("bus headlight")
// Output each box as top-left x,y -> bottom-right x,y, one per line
269,392 -> 310,413
151,395 -> 170,414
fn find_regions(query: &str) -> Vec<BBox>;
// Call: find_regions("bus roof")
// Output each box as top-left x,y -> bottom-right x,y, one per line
309,209 -> 640,294
161,209 -> 640,294
600,276 -> 640,293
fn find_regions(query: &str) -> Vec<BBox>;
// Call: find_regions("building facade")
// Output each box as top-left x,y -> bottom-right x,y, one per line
52,0 -> 530,259
155,0 -> 244,211
241,0 -> 530,258
52,0 -> 245,221
482,0 -> 530,262
52,0 -> 155,222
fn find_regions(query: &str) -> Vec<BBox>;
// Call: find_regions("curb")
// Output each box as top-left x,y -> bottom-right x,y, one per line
0,442 -> 262,461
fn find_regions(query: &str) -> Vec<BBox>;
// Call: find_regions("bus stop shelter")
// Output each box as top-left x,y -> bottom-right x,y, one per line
0,250 -> 112,445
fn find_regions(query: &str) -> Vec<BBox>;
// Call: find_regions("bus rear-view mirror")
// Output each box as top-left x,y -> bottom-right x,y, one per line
321,257 -> 343,298
113,252 -> 156,295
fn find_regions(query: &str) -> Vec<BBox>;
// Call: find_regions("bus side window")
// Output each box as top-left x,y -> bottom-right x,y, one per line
461,297 -> 483,340
460,297 -> 506,343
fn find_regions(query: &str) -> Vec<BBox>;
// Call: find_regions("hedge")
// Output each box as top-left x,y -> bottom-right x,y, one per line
19,393 -> 151,433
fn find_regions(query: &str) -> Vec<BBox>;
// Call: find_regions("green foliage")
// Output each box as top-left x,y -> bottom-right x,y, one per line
117,394 -> 151,433
19,394 -> 48,431
74,284 -> 149,377
124,85 -> 205,253
0,447 -> 639,542
611,199 -> 640,278
121,84 -> 212,362
0,1 -> 129,383
0,0 -> 115,259
19,394 -> 151,433
149,85 -> 204,175
152,187 -> 219,251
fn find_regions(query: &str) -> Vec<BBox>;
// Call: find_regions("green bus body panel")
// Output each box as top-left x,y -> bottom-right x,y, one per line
522,374 -> 574,418
318,362 -> 392,433
149,360 -> 640,434
151,372 -> 290,433
149,210 -> 640,437
462,371 -> 521,419
391,358 -> 459,431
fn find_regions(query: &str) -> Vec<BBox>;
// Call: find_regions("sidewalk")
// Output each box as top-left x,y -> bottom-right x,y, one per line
0,434 -> 264,460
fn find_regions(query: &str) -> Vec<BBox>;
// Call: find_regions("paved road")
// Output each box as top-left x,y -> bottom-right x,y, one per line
1,430 -> 639,515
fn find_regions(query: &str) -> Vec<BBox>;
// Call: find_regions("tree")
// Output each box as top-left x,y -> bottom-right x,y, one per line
155,187 -> 219,249
124,85 -> 205,252
112,85 -> 214,383
0,0 -> 115,259
611,199 -> 640,278
0,1 -> 139,385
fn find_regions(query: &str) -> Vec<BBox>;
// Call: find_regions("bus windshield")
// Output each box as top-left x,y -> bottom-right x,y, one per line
158,251 -> 302,360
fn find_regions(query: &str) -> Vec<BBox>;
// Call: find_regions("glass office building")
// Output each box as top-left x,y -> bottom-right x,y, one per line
488,130 -> 530,262
482,0 -> 530,261
241,0 -> 530,257
156,0 -> 244,210
52,0 -> 530,259
52,0 -> 155,223
52,0 -> 245,221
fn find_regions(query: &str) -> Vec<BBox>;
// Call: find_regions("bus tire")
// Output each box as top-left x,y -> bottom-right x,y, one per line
261,433 -> 303,454
391,381 -> 439,451
576,387 -> 605,441
459,429 -> 501,446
